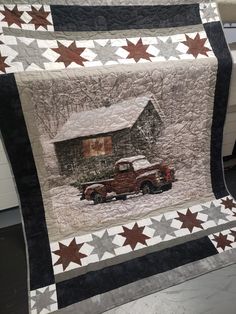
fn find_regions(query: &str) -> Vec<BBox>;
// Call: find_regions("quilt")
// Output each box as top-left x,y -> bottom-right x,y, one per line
0,1 -> 235,313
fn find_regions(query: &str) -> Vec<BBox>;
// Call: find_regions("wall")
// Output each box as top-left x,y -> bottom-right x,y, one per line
0,139 -> 18,210
222,30 -> 236,156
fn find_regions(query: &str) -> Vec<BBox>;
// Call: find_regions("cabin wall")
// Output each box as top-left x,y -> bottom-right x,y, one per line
131,102 -> 162,161
54,138 -> 82,175
54,129 -> 137,181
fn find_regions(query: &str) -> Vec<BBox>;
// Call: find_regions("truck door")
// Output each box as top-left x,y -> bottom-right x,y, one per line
114,162 -> 136,194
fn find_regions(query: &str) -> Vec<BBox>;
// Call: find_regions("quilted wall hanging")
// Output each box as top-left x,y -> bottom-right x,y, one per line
0,1 -> 235,313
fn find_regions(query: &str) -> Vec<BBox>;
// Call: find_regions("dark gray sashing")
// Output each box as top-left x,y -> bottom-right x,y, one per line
51,4 -> 201,32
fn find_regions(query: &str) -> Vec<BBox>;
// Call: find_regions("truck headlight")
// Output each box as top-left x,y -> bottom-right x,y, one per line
155,171 -> 162,182
156,176 -> 160,183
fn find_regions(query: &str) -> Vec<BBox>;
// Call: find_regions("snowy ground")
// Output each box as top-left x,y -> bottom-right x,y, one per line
47,175 -> 213,241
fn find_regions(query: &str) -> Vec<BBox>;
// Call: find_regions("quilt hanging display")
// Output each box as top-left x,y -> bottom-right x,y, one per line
0,1 -> 235,313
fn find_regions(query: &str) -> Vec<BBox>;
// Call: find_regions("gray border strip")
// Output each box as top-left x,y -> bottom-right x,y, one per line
0,0 -> 207,5
2,24 -> 204,40
57,249 -> 236,314
55,220 -> 236,283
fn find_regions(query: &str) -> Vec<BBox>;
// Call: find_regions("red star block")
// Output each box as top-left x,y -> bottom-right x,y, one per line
28,6 -> 52,30
53,238 -> 87,271
176,208 -> 203,233
122,38 -> 154,62
0,54 -> 9,73
221,197 -> 236,210
119,222 -> 150,250
182,33 -> 211,58
212,233 -> 232,250
52,41 -> 88,67
0,5 -> 23,27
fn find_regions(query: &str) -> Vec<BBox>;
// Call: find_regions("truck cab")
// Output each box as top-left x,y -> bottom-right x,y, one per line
113,161 -> 137,194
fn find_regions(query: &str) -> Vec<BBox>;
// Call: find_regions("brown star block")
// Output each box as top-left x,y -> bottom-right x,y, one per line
119,222 -> 150,250
0,5 -> 23,27
221,197 -> 236,210
182,33 -> 211,58
176,208 -> 204,233
212,233 -> 232,250
53,238 -> 87,271
28,6 -> 52,30
122,38 -> 154,62
0,54 -> 9,73
52,41 -> 88,67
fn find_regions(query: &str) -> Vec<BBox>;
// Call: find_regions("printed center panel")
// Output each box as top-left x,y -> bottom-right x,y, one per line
16,46 -> 217,242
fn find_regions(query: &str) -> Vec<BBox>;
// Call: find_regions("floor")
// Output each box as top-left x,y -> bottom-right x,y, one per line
0,224 -> 28,314
0,165 -> 236,314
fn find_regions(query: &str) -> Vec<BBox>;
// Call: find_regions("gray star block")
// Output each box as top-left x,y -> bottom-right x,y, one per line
201,202 -> 228,224
201,4 -> 218,22
90,230 -> 119,259
149,215 -> 178,239
155,37 -> 182,60
92,40 -> 119,64
12,38 -> 49,69
31,286 -> 56,313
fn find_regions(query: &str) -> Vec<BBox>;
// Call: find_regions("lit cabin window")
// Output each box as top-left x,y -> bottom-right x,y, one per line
82,136 -> 112,157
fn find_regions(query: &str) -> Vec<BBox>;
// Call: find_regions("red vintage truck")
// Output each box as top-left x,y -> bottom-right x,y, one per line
80,155 -> 175,204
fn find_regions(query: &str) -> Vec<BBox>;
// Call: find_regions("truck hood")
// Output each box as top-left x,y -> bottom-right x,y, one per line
81,178 -> 114,187
135,162 -> 160,172
136,170 -> 157,179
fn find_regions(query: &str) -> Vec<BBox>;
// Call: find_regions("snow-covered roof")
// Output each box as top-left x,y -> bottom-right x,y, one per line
115,155 -> 146,164
52,97 -> 151,143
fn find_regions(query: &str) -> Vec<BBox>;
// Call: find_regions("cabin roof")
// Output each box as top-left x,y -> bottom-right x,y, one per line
52,97 -> 153,143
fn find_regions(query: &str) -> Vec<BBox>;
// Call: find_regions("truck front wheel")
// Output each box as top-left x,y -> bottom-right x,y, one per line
162,182 -> 172,191
93,192 -> 105,205
141,182 -> 153,195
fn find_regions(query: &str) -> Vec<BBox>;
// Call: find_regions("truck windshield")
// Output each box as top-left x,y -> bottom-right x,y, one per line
133,158 -> 151,171
118,163 -> 131,172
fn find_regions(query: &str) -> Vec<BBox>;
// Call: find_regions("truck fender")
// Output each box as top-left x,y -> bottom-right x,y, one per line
85,184 -> 107,199
138,179 -> 155,190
